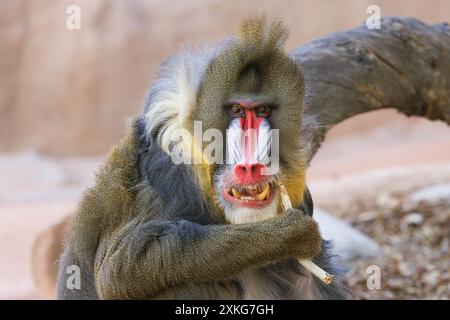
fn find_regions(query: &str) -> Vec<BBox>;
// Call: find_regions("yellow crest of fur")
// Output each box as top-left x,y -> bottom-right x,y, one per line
189,135 -> 216,204
283,169 -> 306,207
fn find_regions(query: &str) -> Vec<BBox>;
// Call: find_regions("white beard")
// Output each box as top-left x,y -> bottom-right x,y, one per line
224,200 -> 278,224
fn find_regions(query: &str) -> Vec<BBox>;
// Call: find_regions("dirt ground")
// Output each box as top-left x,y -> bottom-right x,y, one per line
339,189 -> 450,299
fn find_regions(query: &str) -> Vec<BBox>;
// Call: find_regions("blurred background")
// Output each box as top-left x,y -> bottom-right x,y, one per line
0,0 -> 449,299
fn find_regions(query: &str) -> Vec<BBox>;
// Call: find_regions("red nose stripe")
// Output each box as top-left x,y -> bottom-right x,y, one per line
242,110 -> 262,164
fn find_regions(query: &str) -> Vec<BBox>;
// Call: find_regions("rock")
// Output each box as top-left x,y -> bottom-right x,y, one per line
309,163 -> 450,214
402,213 -> 424,226
31,216 -> 71,299
423,271 -> 440,286
314,208 -> 382,261
403,183 -> 450,210
376,192 -> 399,210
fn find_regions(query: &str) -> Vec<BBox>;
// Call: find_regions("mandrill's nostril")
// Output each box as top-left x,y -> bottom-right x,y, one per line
233,163 -> 266,184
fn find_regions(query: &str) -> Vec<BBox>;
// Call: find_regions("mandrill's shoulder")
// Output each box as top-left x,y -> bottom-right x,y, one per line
96,117 -> 143,192
81,117 -> 144,218
67,118 -> 145,255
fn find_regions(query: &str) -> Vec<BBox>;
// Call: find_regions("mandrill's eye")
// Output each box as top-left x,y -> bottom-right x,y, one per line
229,104 -> 243,117
256,105 -> 270,117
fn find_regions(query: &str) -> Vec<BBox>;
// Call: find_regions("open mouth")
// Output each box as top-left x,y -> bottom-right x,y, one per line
223,181 -> 274,207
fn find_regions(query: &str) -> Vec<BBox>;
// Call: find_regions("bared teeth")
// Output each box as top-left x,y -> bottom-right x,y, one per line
231,188 -> 241,199
257,184 -> 263,193
255,183 -> 270,201
228,183 -> 271,201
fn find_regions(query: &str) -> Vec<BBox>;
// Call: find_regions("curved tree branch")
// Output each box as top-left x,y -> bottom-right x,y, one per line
291,16 -> 450,162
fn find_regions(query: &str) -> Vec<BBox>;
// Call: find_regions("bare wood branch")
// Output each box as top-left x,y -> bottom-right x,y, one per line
291,17 -> 450,162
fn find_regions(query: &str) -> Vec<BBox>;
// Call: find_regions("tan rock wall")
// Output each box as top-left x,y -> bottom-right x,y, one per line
1,0 -> 449,154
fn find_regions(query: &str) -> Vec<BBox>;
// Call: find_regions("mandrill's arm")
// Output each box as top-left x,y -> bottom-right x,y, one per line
94,208 -> 321,299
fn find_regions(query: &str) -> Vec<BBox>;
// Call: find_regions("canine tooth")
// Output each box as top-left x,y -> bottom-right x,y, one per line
264,188 -> 270,201
232,188 -> 241,199
255,184 -> 270,201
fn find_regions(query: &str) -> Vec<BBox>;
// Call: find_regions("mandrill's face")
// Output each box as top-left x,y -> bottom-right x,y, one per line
144,18 -> 307,226
214,98 -> 281,224
186,35 -> 307,225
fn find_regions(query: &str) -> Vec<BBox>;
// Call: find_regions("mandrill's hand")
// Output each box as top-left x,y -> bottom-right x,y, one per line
276,208 -> 322,260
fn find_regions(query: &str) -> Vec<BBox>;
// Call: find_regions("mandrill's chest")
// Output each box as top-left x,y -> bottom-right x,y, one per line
236,262 -> 317,299
155,260 -> 318,300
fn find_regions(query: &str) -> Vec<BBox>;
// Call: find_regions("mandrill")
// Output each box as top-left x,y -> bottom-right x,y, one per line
57,16 -> 345,300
